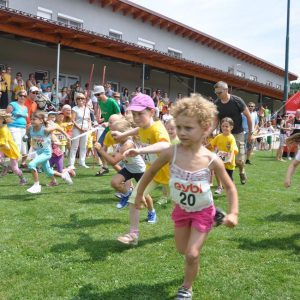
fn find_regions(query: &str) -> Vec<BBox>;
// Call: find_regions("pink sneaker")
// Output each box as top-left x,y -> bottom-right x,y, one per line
47,181 -> 59,187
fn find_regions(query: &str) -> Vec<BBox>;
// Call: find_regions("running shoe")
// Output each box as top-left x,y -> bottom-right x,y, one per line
147,210 -> 157,224
27,184 -> 41,194
61,171 -> 73,184
175,286 -> 192,300
117,232 -> 138,245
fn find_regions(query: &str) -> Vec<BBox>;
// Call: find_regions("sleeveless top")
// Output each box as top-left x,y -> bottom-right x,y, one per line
292,117 -> 300,135
169,145 -> 216,212
29,126 -> 51,155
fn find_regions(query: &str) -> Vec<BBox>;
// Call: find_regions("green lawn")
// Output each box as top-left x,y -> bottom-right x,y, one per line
0,151 -> 299,300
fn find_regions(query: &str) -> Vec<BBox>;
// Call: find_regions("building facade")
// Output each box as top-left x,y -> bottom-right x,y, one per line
0,0 -> 297,109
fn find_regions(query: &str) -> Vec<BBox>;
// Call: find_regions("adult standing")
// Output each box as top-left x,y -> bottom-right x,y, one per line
214,81 -> 252,184
22,86 -> 38,167
26,73 -> 36,92
290,109 -> 300,136
69,93 -> 91,169
93,85 -> 121,175
6,90 -> 28,161
243,102 -> 259,164
0,69 -> 8,109
3,66 -> 12,102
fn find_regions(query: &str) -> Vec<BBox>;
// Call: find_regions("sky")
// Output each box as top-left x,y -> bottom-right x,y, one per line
130,0 -> 300,82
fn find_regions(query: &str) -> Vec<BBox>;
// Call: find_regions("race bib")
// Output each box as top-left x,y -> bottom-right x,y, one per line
32,137 -> 47,150
170,179 -> 212,212
294,124 -> 300,129
143,153 -> 157,164
217,151 -> 231,163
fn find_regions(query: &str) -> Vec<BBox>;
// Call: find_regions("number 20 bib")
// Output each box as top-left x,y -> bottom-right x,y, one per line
169,178 -> 213,212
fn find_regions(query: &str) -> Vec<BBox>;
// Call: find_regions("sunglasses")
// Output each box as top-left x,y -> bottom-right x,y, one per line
215,91 -> 223,95
248,106 -> 255,108
94,93 -> 101,96
76,98 -> 85,100
31,92 -> 38,94
19,95 -> 27,98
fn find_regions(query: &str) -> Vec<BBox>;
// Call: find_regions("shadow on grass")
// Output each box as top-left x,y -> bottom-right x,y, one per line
0,193 -> 42,201
52,213 -> 123,229
293,197 -> 300,203
73,279 -> 180,300
50,232 -> 173,261
262,212 -> 300,224
233,233 -> 300,254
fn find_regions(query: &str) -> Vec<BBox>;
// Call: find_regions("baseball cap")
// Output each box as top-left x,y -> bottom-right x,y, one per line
29,86 -> 39,93
127,93 -> 155,111
93,85 -> 105,95
62,104 -> 71,111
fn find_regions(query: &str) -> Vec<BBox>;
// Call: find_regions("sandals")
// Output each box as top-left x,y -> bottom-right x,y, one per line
117,233 -> 138,245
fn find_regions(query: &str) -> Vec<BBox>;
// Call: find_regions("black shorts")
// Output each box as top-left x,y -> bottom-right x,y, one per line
118,167 -> 144,182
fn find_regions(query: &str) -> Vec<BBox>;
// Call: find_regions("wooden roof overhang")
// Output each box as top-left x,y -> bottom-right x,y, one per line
0,6 -> 289,100
89,0 -> 298,82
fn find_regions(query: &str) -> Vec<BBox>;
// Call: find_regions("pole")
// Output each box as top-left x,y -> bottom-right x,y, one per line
283,0 -> 290,107
102,65 -> 106,86
142,63 -> 145,91
56,43 -> 60,109
193,76 -> 196,93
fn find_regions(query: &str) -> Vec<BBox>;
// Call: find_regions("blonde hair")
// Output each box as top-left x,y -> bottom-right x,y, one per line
112,118 -> 132,133
165,118 -> 176,127
171,94 -> 218,129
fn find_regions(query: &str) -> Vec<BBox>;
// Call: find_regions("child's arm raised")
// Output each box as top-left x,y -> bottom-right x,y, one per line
124,141 -> 170,158
111,127 -> 139,141
45,125 -> 70,142
94,141 -> 132,166
213,158 -> 239,227
135,146 -> 173,209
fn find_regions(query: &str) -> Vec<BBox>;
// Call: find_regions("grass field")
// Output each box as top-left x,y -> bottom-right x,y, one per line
0,151 -> 299,300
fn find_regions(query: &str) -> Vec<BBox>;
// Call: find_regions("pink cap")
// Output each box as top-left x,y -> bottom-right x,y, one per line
127,93 -> 155,111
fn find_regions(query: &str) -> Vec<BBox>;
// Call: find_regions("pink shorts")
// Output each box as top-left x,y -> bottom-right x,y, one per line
171,204 -> 216,233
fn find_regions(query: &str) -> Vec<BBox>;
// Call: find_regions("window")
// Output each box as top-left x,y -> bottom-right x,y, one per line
37,7 -> 52,20
0,0 -> 8,7
276,84 -> 281,89
228,67 -> 234,74
168,47 -> 182,59
250,75 -> 257,81
57,13 -> 83,28
236,70 -> 245,78
266,81 -> 273,86
107,81 -> 119,93
35,70 -> 49,81
137,38 -> 155,49
109,29 -> 122,40
59,74 -> 80,89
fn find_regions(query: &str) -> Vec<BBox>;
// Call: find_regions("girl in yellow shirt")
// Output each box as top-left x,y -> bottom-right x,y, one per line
0,112 -> 27,185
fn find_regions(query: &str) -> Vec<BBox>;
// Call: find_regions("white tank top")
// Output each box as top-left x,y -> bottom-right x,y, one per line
169,145 -> 216,212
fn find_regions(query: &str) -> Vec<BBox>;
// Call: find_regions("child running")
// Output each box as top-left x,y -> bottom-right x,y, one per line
26,112 -> 73,193
134,95 -> 238,300
94,118 -> 146,209
209,117 -> 238,194
112,93 -> 170,245
0,111 -> 27,185
284,133 -> 300,187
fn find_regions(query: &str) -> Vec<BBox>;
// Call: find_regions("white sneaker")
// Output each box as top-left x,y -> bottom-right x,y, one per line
214,187 -> 223,195
27,184 -> 41,194
79,164 -> 90,169
288,156 -> 292,160
62,171 -> 73,184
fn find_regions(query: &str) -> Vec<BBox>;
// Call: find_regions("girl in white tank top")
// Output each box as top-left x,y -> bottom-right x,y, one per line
132,95 -> 239,300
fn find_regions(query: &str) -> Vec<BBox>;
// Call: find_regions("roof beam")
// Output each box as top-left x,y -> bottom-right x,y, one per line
100,0 -> 115,8
151,17 -> 161,26
112,3 -> 126,13
133,10 -> 148,20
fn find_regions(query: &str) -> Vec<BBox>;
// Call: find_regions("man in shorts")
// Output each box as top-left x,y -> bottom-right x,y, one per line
214,81 -> 252,184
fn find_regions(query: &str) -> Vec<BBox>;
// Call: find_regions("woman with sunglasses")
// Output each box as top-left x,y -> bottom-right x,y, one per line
6,90 -> 29,158
68,93 -> 91,169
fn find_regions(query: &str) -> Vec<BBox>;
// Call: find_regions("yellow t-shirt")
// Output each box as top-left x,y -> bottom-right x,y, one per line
103,131 -> 116,148
3,73 -> 11,90
210,133 -> 238,170
138,121 -> 170,185
0,125 -> 21,160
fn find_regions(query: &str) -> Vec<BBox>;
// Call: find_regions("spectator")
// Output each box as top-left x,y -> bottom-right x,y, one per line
122,87 -> 129,103
6,89 -> 28,162
26,73 -> 36,91
3,66 -> 12,102
113,92 -> 125,115
0,69 -> 8,109
214,81 -> 252,184
40,78 -> 51,92
69,93 -> 91,169
13,78 -> 26,101
58,87 -> 70,106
